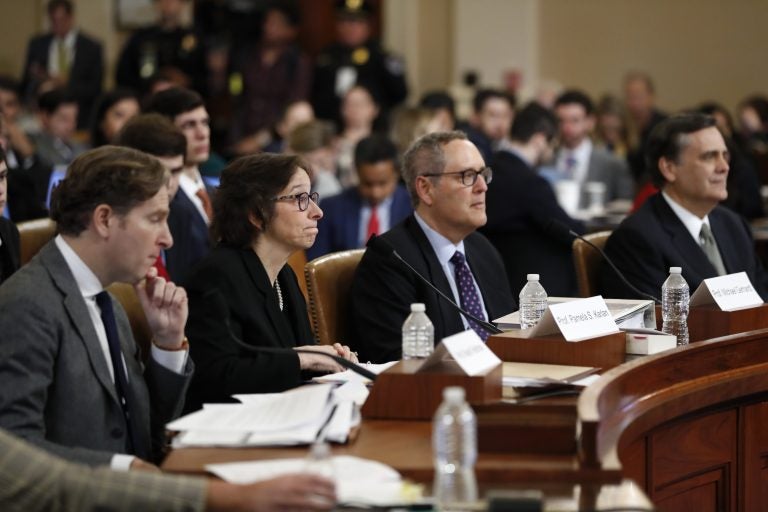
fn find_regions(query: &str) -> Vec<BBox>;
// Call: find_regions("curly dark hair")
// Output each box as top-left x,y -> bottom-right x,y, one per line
212,153 -> 309,248
50,146 -> 168,236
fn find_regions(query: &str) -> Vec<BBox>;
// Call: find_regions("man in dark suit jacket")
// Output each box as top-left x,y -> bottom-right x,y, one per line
308,134 -> 412,260
350,131 -> 515,363
0,147 -> 193,469
0,157 -> 20,284
481,103 -> 586,297
600,113 -> 768,300
20,0 -> 103,128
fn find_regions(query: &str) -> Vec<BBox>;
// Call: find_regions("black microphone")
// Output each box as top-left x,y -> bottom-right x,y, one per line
200,289 -> 379,381
374,237 -> 504,335
547,219 -> 661,304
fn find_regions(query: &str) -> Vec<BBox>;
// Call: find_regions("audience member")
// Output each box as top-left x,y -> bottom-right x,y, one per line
312,0 -> 407,125
31,87 -> 87,167
0,146 -> 193,469
0,149 -> 20,284
419,90 -> 457,132
600,113 -> 768,300
117,113 -> 187,279
89,89 -> 140,147
116,0 -> 207,96
553,89 -> 633,209
336,84 -> 380,187
481,102 -> 585,297
145,87 -> 214,282
464,88 -> 515,162
20,0 -> 103,128
262,100 -> 315,154
229,3 -> 311,155
308,134 -> 411,259
390,106 -> 436,157
286,120 -> 342,198
0,427 -> 336,512
623,71 -> 667,182
350,131 -> 514,363
594,94 -> 629,157
183,153 -> 356,411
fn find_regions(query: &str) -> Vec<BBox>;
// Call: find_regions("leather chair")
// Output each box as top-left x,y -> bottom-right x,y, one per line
572,230 -> 612,298
17,218 -> 57,265
287,250 -> 308,299
106,282 -> 153,363
305,249 -> 365,346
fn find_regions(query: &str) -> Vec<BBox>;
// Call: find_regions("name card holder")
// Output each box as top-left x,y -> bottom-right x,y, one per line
360,359 -> 502,420
486,331 -> 626,370
655,303 -> 768,343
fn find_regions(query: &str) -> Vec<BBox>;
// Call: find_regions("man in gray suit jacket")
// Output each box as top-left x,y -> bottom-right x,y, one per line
553,90 -> 634,210
0,146 -> 193,470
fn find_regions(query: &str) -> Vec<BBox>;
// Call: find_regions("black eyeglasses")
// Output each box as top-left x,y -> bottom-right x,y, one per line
272,191 -> 320,211
422,167 -> 493,187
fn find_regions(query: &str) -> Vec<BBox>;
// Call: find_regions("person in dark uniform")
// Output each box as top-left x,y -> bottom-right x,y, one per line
116,0 -> 207,96
312,0 -> 408,127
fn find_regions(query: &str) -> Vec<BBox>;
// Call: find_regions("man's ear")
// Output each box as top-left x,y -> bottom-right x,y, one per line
92,204 -> 113,238
414,175 -> 435,207
658,157 -> 677,183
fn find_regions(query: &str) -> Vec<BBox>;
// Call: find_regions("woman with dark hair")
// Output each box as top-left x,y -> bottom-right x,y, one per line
89,88 -> 140,147
183,153 -> 356,411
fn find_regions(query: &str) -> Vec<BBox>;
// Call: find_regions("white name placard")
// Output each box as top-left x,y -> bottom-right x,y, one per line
419,330 -> 500,376
548,296 -> 620,342
690,272 -> 763,311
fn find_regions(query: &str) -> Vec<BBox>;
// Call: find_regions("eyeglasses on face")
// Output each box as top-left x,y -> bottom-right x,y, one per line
272,191 -> 320,211
421,167 -> 493,187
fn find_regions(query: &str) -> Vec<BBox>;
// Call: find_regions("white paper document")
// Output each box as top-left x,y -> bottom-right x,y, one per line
690,272 -> 763,311
312,361 -> 398,384
207,455 -> 406,506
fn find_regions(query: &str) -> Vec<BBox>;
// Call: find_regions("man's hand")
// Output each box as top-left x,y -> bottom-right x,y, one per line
134,267 -> 188,350
207,474 -> 336,512
129,458 -> 160,472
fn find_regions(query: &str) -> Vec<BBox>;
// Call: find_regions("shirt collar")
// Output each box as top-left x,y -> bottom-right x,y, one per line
414,212 -> 466,267
178,170 -> 204,197
661,190 -> 710,241
54,234 -> 104,299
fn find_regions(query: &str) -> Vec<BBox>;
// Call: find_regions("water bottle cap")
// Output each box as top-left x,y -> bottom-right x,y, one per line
526,273 -> 540,281
443,386 -> 465,403
669,267 -> 682,274
410,303 -> 426,312
309,442 -> 331,459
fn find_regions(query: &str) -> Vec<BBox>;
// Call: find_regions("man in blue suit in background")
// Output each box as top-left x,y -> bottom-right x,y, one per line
308,134 -> 411,260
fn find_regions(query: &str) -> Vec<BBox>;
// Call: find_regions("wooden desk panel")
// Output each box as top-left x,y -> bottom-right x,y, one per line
654,303 -> 768,342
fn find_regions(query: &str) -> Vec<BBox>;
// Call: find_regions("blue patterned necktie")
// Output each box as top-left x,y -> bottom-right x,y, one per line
449,251 -> 489,341
95,291 -> 147,458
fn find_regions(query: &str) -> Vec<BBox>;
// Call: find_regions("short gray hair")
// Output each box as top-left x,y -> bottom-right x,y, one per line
402,130 -> 468,207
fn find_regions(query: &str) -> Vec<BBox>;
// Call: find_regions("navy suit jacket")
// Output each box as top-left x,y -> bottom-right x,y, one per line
349,215 -> 516,363
308,185 -> 412,260
21,32 -> 103,127
481,150 -> 585,297
600,193 -> 768,300
165,187 -> 212,283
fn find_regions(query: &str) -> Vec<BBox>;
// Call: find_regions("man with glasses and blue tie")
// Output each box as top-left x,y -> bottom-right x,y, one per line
349,131 -> 515,363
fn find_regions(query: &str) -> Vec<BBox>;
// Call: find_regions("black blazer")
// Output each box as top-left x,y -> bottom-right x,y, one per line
349,215 -> 515,363
481,150 -> 585,297
166,187 -> 212,283
21,32 -> 103,127
183,245 -> 311,411
0,217 -> 20,284
600,193 -> 768,300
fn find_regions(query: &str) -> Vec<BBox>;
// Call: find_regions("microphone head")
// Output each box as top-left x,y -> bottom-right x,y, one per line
545,218 -> 578,243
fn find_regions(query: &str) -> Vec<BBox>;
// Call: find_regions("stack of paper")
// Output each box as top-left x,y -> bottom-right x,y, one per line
168,382 -> 367,447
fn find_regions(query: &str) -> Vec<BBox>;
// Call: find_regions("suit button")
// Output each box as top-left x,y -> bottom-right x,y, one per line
110,428 -> 123,439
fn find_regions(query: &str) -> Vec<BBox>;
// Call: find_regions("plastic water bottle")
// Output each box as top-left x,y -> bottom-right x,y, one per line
661,267 -> 690,346
433,387 -> 478,510
304,441 -> 335,480
519,274 -> 548,329
402,303 -> 434,359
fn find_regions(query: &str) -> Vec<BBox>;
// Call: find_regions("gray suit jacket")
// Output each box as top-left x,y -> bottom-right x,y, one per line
0,241 -> 193,466
577,146 -> 634,209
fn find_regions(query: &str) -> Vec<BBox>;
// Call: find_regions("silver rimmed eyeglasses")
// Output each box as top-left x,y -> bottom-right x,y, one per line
272,191 -> 320,211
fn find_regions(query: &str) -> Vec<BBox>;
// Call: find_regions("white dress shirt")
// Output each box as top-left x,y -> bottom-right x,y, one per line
178,171 -> 210,225
54,235 -> 187,470
556,139 -> 592,184
47,30 -> 77,77
414,213 -> 489,331
661,191 -> 714,243
358,194 -> 394,246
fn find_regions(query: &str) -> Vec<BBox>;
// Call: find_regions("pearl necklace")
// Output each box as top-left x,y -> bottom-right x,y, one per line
274,279 -> 284,311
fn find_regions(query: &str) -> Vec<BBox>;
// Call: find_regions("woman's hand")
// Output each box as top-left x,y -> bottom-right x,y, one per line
294,343 -> 356,373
